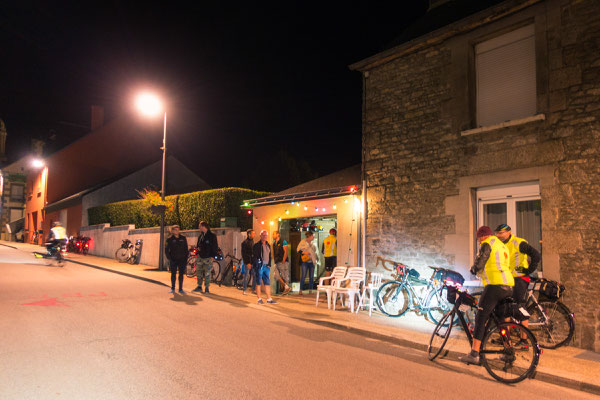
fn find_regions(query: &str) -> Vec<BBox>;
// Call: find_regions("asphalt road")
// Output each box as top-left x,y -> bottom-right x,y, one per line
0,246 -> 595,400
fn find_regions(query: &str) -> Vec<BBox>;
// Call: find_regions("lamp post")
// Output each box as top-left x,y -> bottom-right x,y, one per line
136,92 -> 167,271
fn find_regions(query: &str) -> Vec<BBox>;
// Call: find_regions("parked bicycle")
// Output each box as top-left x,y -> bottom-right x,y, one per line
428,279 -> 540,384
115,239 -> 143,264
375,260 -> 461,325
215,254 -> 243,288
33,241 -> 67,267
185,245 -> 221,281
525,278 -> 574,349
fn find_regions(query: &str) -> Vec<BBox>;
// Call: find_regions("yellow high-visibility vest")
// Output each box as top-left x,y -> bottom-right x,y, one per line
480,236 -> 514,287
323,235 -> 337,257
504,235 -> 530,277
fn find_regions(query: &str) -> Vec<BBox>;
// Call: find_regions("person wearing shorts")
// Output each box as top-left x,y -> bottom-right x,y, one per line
252,230 -> 277,304
272,231 -> 291,295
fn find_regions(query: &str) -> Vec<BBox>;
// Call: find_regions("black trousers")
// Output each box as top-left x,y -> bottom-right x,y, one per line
170,259 -> 186,290
473,284 -> 513,341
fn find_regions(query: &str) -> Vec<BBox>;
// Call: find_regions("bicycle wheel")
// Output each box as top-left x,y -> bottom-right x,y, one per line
115,248 -> 128,262
425,287 -> 456,325
127,251 -> 138,264
527,300 -> 574,349
481,322 -> 539,384
428,310 -> 455,360
211,261 -> 220,283
376,281 -> 410,317
186,256 -> 197,278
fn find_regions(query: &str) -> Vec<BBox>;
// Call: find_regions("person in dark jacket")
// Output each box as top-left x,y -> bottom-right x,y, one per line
241,229 -> 256,295
165,225 -> 189,294
193,221 -> 219,293
253,230 -> 277,304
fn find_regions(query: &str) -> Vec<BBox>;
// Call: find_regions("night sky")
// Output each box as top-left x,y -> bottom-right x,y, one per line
1,1 -> 429,191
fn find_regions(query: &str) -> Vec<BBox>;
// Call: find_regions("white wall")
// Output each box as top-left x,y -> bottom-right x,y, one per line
80,223 -> 242,268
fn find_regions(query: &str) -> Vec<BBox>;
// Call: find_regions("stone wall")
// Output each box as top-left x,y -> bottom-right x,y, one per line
360,0 -> 600,350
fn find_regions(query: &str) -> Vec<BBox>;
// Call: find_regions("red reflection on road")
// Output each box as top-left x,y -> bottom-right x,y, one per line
22,298 -> 69,307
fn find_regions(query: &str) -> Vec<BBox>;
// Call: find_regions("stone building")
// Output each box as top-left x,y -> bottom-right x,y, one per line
351,0 -> 600,351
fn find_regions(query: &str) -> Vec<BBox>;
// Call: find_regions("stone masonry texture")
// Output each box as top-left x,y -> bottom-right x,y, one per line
360,0 -> 600,351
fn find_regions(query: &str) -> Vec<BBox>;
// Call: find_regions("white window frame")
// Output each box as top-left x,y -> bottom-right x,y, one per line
477,181 -> 540,239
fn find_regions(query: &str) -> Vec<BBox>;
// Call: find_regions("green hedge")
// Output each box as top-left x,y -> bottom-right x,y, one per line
88,187 -> 270,230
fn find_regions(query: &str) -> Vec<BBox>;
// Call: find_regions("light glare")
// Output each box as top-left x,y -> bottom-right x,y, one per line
136,93 -> 163,117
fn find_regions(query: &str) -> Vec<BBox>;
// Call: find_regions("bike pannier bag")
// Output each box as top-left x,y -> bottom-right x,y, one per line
538,279 -> 565,300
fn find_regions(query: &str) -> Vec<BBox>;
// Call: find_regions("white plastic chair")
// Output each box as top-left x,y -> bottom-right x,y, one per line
356,272 -> 383,316
315,266 -> 347,309
332,267 -> 366,313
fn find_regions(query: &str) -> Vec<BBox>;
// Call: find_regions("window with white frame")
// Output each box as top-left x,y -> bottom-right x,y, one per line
477,181 -> 542,269
475,24 -> 536,127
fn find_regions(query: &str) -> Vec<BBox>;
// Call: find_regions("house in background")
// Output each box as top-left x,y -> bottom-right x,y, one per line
41,155 -> 210,234
0,157 -> 29,241
25,112 -> 169,242
351,0 -> 600,350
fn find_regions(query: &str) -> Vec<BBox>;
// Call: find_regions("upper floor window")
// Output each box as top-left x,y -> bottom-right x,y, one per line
475,24 -> 536,127
10,184 -> 24,202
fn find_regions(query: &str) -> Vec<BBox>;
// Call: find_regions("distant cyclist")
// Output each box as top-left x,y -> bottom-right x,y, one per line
459,226 -> 514,365
46,221 -> 67,255
494,224 -> 541,345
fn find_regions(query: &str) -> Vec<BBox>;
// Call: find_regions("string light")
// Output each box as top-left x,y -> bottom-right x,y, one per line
333,204 -> 337,210
315,207 -> 319,212
261,221 -> 265,225
278,217 -> 282,222
285,210 -> 289,215
304,206 -> 308,210
244,202 -> 249,207
322,208 -> 326,212
270,221 -> 274,226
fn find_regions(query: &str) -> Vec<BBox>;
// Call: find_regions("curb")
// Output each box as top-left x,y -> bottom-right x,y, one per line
294,318 -> 600,396
0,242 -> 18,249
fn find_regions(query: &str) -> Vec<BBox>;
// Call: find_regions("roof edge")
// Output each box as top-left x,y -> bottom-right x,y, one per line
349,0 -> 541,72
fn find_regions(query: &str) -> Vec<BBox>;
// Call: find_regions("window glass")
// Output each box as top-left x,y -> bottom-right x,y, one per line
483,203 -> 507,230
476,24 -> 536,127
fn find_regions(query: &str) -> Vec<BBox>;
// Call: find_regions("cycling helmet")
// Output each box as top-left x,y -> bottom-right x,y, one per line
494,224 -> 511,232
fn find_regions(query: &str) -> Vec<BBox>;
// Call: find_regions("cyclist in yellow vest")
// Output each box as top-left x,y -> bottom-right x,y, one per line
321,228 -> 337,277
494,224 -> 541,343
459,226 -> 514,365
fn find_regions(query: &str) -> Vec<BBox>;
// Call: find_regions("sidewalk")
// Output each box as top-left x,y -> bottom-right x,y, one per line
3,240 -> 600,395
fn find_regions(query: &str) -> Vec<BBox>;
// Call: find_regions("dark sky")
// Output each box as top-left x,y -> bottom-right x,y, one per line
0,1 -> 429,191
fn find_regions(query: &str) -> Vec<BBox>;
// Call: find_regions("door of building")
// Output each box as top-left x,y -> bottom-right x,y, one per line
477,182 -> 542,269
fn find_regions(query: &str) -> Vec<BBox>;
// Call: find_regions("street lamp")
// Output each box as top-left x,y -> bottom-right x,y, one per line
32,159 -> 44,169
135,92 -> 168,271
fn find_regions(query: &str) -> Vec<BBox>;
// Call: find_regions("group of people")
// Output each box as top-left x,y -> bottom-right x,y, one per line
164,221 -> 338,305
164,221 -> 218,294
460,224 -> 541,365
240,227 -> 337,303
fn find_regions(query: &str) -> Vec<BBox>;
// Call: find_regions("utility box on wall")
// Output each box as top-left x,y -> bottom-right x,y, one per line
220,217 -> 237,227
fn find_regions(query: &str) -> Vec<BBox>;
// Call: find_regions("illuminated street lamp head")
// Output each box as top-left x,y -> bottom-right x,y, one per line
32,159 -> 44,168
135,92 -> 163,117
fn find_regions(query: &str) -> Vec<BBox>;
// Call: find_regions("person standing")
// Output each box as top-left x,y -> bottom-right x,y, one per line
241,229 -> 256,295
193,221 -> 218,294
321,228 -> 337,277
494,224 -> 541,343
165,225 -> 189,294
297,231 -> 318,295
272,231 -> 291,295
459,226 -> 514,365
253,230 -> 277,304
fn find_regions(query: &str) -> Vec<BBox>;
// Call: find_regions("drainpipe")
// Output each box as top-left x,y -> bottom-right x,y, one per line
360,70 -> 368,269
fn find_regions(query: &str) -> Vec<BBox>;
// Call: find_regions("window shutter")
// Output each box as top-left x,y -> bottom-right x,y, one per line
476,24 -> 536,127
